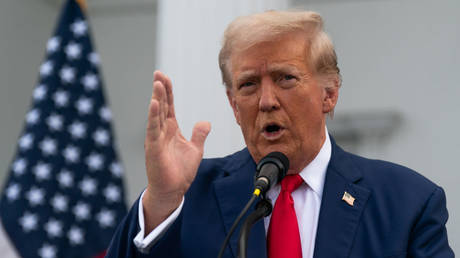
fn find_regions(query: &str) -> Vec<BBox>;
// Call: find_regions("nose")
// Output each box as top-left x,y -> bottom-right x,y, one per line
258,79 -> 280,112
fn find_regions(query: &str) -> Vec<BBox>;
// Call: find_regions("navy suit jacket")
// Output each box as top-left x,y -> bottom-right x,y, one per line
106,139 -> 454,258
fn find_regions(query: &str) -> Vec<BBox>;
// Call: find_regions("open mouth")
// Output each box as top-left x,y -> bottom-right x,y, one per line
262,123 -> 284,139
265,124 -> 281,133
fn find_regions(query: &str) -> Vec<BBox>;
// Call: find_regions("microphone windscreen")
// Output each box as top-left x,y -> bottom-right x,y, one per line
264,152 -> 289,171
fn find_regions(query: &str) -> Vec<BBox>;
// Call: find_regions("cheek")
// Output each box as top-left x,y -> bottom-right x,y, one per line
286,93 -> 323,129
235,98 -> 261,139
235,96 -> 257,119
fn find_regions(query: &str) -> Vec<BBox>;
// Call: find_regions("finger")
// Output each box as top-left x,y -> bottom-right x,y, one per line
154,71 -> 175,119
155,81 -> 170,127
153,71 -> 169,123
153,70 -> 165,84
157,81 -> 168,124
190,121 -> 211,152
146,98 -> 161,141
164,74 -> 176,118
148,73 -> 164,136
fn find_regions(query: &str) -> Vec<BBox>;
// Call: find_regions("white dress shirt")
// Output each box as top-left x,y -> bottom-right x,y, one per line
264,132 -> 330,258
134,131 -> 331,257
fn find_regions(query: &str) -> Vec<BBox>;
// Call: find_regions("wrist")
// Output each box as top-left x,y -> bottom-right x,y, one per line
142,187 -> 183,232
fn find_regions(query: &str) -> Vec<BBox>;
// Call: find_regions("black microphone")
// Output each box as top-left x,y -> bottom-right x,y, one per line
217,152 -> 289,258
254,152 -> 289,196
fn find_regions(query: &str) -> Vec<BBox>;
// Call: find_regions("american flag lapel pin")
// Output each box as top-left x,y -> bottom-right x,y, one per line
342,191 -> 355,206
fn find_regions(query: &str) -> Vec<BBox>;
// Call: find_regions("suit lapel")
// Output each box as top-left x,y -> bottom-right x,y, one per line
213,149 -> 267,258
211,139 -> 371,258
313,139 -> 371,258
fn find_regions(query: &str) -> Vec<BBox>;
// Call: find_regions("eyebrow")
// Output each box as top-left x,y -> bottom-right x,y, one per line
235,70 -> 258,84
266,64 -> 301,75
234,63 -> 303,84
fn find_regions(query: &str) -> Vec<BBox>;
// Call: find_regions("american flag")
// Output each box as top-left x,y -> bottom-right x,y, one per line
0,0 -> 127,257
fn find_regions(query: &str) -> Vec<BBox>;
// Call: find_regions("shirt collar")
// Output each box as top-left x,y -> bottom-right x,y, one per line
298,128 -> 331,198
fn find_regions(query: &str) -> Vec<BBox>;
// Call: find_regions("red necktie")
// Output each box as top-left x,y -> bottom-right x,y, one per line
267,174 -> 303,258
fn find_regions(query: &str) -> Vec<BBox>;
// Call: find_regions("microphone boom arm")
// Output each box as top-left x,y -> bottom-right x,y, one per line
237,199 -> 272,258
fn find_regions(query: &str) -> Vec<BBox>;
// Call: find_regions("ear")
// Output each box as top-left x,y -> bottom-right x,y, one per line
322,79 -> 339,114
226,89 -> 241,125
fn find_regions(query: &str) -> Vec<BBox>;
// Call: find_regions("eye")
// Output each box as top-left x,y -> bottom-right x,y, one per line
239,81 -> 255,89
281,74 -> 296,81
277,74 -> 298,88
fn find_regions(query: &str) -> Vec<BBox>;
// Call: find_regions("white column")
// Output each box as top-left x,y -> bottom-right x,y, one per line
155,0 -> 289,158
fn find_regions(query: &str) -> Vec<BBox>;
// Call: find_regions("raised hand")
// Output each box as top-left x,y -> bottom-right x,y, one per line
142,71 -> 211,233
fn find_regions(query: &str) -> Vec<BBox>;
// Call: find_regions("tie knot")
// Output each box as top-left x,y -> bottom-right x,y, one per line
280,174 -> 303,193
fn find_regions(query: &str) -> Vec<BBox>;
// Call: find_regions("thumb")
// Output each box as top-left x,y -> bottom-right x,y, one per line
191,121 -> 211,151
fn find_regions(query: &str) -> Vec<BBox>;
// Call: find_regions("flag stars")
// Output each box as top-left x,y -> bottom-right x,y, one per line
51,194 -> 69,212
46,113 -> 64,131
26,187 -> 45,206
110,162 -> 123,177
73,202 -> 90,221
65,41 -> 82,60
79,177 -> 97,196
26,109 -> 40,125
53,90 -> 69,107
68,121 -> 87,139
63,145 -> 80,163
39,137 -> 57,156
4,11 -> 127,253
76,97 -> 93,115
44,218 -> 63,238
60,66 -> 76,84
103,184 -> 121,202
40,61 -> 53,77
81,73 -> 98,90
99,106 -> 112,122
68,226 -> 84,245
4,10 -> 126,255
93,128 -> 109,146
38,243 -> 57,258
46,36 -> 60,53
19,133 -> 34,150
33,162 -> 52,181
33,84 -> 47,101
12,158 -> 27,176
88,52 -> 100,65
96,209 -> 115,228
70,19 -> 87,37
19,212 -> 38,232
86,152 -> 104,171
6,183 -> 21,201
57,170 -> 74,188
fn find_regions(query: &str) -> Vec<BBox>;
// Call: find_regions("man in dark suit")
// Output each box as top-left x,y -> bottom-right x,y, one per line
106,10 -> 454,257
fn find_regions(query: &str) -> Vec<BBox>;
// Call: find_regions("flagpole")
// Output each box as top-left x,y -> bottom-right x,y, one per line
75,0 -> 87,11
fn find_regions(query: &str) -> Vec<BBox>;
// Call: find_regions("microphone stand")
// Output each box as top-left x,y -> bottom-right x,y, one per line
237,198 -> 272,258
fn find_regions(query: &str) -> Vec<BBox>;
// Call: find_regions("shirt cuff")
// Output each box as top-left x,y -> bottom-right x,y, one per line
133,190 -> 184,253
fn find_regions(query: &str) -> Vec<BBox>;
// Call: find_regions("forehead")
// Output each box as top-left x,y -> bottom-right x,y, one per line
230,32 -> 310,81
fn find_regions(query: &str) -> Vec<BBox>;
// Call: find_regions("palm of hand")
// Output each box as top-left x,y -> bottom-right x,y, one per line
144,71 -> 211,200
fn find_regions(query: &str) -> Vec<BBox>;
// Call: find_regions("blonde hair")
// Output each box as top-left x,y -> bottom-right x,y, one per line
218,10 -> 341,90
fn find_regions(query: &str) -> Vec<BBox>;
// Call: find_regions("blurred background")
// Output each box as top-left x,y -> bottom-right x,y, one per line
1,0 -> 458,253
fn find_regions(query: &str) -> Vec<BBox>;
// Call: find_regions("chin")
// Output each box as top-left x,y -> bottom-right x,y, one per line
286,169 -> 299,175
256,144 -> 292,161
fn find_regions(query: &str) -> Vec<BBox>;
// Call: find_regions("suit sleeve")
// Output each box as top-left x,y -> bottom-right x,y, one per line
105,197 -> 184,258
408,187 -> 455,257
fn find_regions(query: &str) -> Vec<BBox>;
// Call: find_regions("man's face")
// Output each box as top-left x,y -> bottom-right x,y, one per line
227,32 -> 338,174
